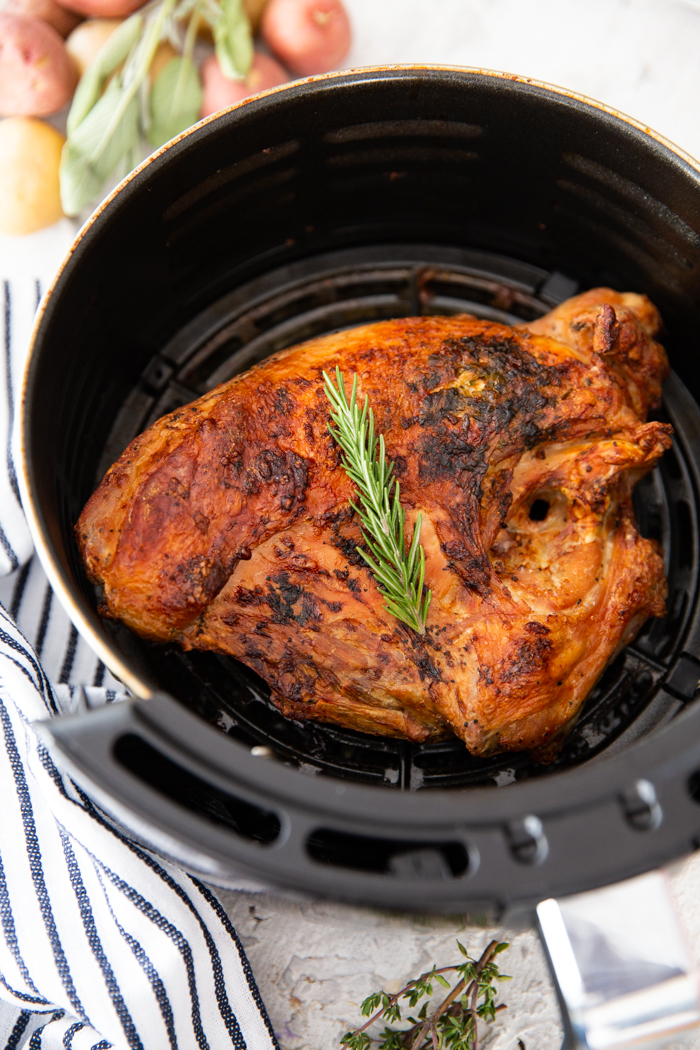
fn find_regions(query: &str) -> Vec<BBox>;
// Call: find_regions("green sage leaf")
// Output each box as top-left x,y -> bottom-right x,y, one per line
60,77 -> 140,215
67,13 -> 144,135
213,0 -> 253,80
148,55 -> 203,148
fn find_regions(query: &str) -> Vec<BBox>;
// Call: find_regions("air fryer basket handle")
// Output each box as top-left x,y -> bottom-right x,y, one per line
538,873 -> 700,1049
33,694 -> 498,906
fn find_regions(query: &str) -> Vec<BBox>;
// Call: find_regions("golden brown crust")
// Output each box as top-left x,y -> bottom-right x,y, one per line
77,290 -> 672,756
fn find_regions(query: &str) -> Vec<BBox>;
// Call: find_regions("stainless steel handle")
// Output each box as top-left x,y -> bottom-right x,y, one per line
537,870 -> 700,1049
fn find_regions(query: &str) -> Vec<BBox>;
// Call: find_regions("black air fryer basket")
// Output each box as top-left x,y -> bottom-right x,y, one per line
20,67 -> 700,915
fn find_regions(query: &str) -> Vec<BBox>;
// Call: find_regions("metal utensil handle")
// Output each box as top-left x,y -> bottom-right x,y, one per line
538,872 -> 700,1049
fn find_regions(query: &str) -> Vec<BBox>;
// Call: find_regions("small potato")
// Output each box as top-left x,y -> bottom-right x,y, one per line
3,0 -> 82,38
261,0 -> 350,76
0,14 -> 77,117
0,117 -> 65,235
65,17 -> 122,77
58,0 -> 145,19
200,51 -> 288,119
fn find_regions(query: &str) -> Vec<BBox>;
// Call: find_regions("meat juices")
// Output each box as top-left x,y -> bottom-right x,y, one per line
78,289 -> 672,759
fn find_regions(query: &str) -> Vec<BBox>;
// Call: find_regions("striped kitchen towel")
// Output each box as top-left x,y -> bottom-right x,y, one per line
0,228 -> 122,691
0,253 -> 280,1049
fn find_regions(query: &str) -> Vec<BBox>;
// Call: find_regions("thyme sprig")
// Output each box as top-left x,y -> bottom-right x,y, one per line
341,939 -> 510,1050
323,367 -> 432,634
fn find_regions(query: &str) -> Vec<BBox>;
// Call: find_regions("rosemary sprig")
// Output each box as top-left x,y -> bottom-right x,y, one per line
323,368 -> 432,635
340,939 -> 511,1050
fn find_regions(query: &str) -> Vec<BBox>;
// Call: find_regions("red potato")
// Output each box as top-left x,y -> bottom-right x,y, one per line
261,0 -> 350,76
0,14 -> 77,117
3,0 -> 82,38
200,51 -> 288,119
57,0 -> 145,19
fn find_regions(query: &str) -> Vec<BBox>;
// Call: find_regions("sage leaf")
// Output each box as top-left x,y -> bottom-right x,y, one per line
67,13 -> 143,136
148,55 -> 203,148
213,0 -> 253,80
60,77 -> 140,215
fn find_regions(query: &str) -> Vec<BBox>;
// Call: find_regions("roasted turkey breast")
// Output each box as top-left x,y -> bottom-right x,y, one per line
77,288 -> 672,758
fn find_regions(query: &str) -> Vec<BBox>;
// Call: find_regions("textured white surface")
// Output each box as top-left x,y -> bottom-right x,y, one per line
215,888 -> 564,1049
214,851 -> 700,1050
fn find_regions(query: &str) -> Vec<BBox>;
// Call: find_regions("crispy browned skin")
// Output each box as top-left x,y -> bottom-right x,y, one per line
78,288 -> 672,757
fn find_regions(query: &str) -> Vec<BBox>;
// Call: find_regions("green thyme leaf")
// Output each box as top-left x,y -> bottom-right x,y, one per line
323,367 -> 432,634
213,0 -> 253,79
361,993 -> 384,1016
383,1002 -> 401,1023
148,55 -> 203,148
378,1031 -> 404,1050
340,1033 -> 371,1050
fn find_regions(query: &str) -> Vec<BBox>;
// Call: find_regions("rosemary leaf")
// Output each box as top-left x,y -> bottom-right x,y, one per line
323,367 -> 432,634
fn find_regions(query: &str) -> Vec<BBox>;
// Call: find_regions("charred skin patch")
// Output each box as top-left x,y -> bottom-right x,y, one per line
242,448 -> 309,512
413,334 -> 566,591
498,635 -> 554,685
231,571 -> 323,628
166,552 -> 235,612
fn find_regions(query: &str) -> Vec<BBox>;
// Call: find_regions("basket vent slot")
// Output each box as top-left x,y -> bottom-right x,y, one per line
113,733 -> 281,844
306,828 -> 470,879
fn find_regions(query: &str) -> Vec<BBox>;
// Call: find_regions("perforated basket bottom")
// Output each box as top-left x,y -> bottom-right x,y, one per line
98,244 -> 699,790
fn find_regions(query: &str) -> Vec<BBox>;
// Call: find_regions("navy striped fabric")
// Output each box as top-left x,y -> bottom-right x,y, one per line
0,276 -> 280,1049
1,279 -> 37,576
0,278 -> 120,691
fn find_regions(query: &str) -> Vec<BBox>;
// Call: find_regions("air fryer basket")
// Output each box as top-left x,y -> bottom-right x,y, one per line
22,67 -> 700,913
